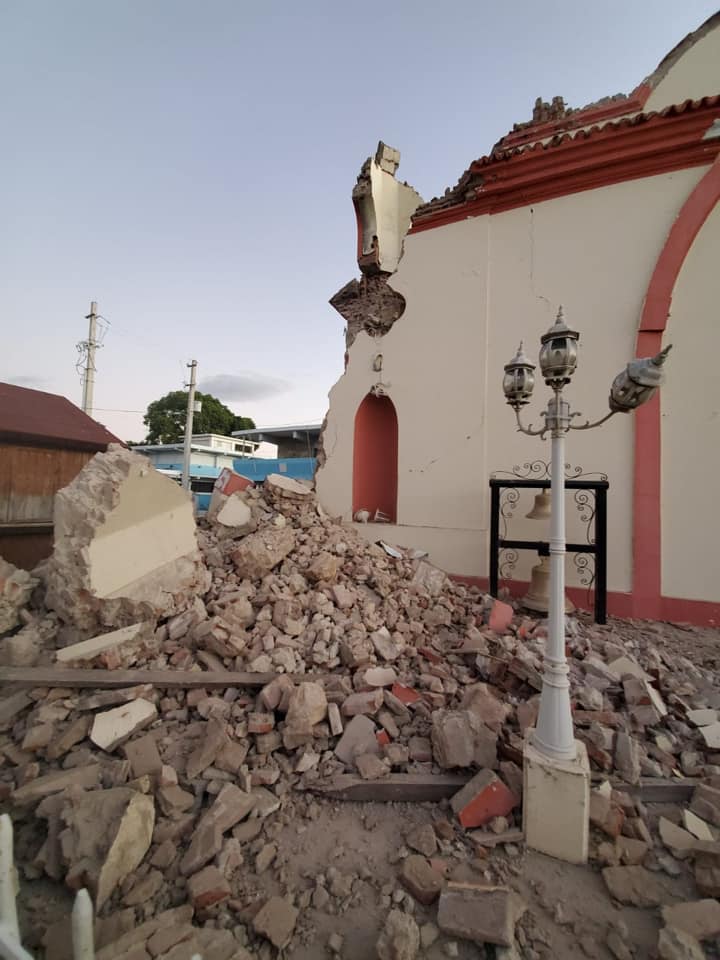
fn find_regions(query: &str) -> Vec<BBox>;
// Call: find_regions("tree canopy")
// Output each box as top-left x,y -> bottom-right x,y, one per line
143,390 -> 256,444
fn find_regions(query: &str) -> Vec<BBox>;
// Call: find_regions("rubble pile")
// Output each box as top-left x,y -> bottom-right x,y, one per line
1,448 -> 720,957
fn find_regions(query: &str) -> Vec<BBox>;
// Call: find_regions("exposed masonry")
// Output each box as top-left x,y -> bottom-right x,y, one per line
328,142 -> 419,350
318,142 -> 420,470
330,275 -> 407,352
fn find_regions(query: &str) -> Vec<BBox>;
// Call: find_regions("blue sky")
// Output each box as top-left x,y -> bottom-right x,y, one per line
2,0 -> 717,442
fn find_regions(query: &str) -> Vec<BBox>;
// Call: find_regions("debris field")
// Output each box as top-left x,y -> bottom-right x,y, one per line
1,446 -> 720,959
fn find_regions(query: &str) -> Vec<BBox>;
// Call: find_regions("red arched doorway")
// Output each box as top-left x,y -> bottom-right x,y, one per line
352,393 -> 398,522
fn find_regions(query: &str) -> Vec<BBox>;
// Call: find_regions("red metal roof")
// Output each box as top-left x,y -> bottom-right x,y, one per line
0,381 -> 122,451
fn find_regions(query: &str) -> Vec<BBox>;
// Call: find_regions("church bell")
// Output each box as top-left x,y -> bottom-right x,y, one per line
521,556 -> 575,614
525,490 -> 551,520
521,489 -> 574,613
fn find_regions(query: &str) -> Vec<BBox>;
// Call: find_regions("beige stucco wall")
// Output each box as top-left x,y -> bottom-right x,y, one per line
88,462 -> 197,598
370,162 -> 423,274
645,24 -> 720,113
661,201 -> 720,602
317,166 -> 709,590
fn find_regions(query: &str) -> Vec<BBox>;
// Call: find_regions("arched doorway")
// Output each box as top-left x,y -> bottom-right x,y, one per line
352,393 -> 398,522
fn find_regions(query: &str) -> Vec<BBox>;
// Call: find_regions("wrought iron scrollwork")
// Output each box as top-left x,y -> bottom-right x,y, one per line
499,488 -> 520,539
499,548 -> 519,579
492,459 -> 551,480
491,460 -> 609,482
573,551 -> 596,603
573,489 -> 597,545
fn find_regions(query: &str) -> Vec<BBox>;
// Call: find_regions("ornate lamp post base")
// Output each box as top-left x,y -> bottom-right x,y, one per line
523,735 -> 590,864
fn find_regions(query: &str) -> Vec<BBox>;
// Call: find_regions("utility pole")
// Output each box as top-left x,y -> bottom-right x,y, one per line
80,301 -> 100,417
182,360 -> 198,491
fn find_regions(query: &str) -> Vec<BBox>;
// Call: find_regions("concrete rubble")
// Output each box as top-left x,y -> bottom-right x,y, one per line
0,557 -> 38,635
1,454 -> 720,956
43,445 -> 211,633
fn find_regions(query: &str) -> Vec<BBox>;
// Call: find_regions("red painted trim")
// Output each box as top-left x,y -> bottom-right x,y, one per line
352,196 -> 365,266
450,576 -> 720,627
639,157 -> 720,332
632,156 -> 720,617
410,99 -> 720,232
352,393 -> 398,522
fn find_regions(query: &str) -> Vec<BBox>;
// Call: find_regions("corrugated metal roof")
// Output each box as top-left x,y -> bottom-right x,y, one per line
0,381 -> 122,451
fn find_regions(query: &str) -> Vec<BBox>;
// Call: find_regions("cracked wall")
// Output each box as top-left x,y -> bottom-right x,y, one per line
317,165 -> 712,590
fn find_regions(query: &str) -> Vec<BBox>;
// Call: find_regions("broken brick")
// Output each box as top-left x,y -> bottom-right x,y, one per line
450,770 -> 518,828
488,600 -> 514,634
122,734 -> 162,779
341,690 -> 383,717
399,854 -> 444,905
391,684 -> 420,705
187,865 -> 230,909
437,882 -> 526,947
248,712 -> 275,734
253,896 -> 298,949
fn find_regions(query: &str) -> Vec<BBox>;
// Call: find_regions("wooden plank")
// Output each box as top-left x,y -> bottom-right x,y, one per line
0,667 -> 280,690
595,774 -> 699,803
626,777 -> 698,803
306,773 -> 470,803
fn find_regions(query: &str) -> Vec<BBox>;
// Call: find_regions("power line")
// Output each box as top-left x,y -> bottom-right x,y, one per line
93,407 -> 145,414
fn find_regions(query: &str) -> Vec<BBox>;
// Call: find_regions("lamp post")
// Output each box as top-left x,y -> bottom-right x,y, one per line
502,308 -> 671,763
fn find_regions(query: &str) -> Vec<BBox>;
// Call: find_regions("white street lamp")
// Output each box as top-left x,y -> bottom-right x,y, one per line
503,308 -> 671,762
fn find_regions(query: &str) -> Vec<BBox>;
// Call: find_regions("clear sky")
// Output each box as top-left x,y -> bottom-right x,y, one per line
3,0 -> 717,443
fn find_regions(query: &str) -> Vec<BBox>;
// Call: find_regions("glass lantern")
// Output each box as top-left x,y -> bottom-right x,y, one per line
609,345 -> 672,413
539,307 -> 580,386
503,342 -> 536,407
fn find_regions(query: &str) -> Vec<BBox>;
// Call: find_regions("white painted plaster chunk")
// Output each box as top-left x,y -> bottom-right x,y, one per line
56,622 -> 153,667
90,698 -> 158,752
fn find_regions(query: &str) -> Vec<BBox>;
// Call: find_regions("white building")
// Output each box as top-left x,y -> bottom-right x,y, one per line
317,12 -> 720,626
132,433 -> 257,472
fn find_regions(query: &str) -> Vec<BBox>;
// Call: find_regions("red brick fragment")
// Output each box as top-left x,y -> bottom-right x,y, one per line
248,712 -> 275,734
187,865 -> 230,909
419,647 -> 442,664
488,599 -> 514,634
450,770 -> 519,828
391,684 -> 421,705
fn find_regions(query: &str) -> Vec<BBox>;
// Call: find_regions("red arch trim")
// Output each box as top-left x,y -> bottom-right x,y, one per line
632,156 -> 720,619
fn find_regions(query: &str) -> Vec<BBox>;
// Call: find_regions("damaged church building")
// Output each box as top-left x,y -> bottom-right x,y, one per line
316,11 -> 720,627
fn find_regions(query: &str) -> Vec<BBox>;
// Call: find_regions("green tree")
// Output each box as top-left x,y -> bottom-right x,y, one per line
143,391 -> 255,444
233,415 -> 256,432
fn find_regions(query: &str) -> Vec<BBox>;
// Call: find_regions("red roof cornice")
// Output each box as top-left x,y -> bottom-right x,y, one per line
498,83 -> 651,152
410,97 -> 720,233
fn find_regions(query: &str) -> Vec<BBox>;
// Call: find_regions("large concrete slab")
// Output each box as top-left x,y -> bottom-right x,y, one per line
44,446 -> 210,631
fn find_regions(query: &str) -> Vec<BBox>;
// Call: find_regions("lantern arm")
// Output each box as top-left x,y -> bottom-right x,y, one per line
568,410 -> 617,431
514,407 -> 549,439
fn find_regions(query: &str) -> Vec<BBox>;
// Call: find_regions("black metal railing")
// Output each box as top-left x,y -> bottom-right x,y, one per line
489,477 -> 609,624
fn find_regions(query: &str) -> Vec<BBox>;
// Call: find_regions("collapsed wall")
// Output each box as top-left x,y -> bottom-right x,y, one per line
43,445 -> 210,632
328,142 -> 422,351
